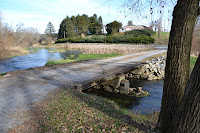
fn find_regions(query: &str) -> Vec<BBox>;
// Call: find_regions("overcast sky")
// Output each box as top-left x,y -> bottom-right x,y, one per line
0,0 -> 174,33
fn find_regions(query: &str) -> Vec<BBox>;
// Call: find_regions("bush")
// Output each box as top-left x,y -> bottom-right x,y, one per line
106,36 -> 114,43
125,28 -> 155,37
129,36 -> 155,44
55,35 -> 155,44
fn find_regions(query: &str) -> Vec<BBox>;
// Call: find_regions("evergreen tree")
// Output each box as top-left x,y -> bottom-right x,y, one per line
71,16 -> 78,33
45,22 -> 56,37
97,16 -> 103,34
93,14 -> 97,20
76,15 -> 89,35
58,16 -> 76,38
88,15 -> 103,34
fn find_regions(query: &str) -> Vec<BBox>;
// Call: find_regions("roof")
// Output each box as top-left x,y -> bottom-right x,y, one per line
125,25 -> 147,30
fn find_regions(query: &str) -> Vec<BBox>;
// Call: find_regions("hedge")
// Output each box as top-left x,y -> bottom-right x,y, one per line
55,35 -> 155,44
125,28 -> 156,37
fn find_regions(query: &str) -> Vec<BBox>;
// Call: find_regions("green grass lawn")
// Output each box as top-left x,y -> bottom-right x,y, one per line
153,32 -> 169,45
45,53 -> 121,66
0,73 -> 6,77
37,89 -> 158,132
191,56 -> 198,68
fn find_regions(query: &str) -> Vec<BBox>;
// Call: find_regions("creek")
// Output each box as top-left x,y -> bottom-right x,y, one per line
0,47 -> 164,114
86,79 -> 163,114
0,48 -> 81,73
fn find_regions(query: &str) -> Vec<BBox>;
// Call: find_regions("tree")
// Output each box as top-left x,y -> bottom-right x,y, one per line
93,14 -> 97,20
88,15 -> 103,34
45,22 -> 56,37
157,0 -> 199,132
58,16 -> 76,38
168,54 -> 200,132
76,15 -> 89,36
71,15 -> 78,33
98,16 -> 103,34
88,16 -> 97,34
106,21 -> 122,34
121,0 -> 200,132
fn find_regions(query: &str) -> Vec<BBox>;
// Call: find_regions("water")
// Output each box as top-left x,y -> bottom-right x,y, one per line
0,48 -> 81,73
128,79 -> 163,114
86,79 -> 163,114
0,48 -> 164,114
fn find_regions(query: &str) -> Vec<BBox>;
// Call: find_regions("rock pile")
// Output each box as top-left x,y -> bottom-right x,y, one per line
127,56 -> 166,80
92,74 -> 149,97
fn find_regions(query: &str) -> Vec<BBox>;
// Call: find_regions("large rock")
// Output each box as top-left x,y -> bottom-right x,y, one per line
103,74 -> 125,89
118,86 -> 130,94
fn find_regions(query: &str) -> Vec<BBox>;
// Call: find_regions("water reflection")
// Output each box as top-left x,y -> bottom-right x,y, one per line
0,48 -> 81,73
85,79 -> 163,114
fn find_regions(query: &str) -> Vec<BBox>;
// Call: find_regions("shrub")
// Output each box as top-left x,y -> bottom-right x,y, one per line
55,35 -> 155,44
129,36 -> 155,44
106,36 -> 114,43
125,28 -> 155,37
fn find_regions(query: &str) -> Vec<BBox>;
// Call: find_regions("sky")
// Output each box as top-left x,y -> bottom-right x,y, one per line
0,0 -> 175,33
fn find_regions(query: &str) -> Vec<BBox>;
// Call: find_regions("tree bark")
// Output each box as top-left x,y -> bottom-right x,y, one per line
157,0 -> 199,132
168,54 -> 200,132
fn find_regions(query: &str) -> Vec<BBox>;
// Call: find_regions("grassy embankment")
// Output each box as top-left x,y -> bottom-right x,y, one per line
44,43 -> 153,66
190,56 -> 198,68
45,53 -> 121,66
0,73 -> 6,76
153,32 -> 169,45
35,89 -> 158,132
143,52 -> 197,68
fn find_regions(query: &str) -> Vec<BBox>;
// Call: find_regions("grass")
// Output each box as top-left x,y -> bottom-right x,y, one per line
153,32 -> 169,45
48,49 -> 68,53
45,53 -> 121,66
191,56 -> 198,68
0,73 -> 6,76
36,89 -> 158,132
142,52 -> 167,62
62,44 -> 153,54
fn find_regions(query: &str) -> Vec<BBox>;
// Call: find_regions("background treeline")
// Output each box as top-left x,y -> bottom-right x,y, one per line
58,14 -> 103,39
0,13 -> 40,58
56,28 -> 155,44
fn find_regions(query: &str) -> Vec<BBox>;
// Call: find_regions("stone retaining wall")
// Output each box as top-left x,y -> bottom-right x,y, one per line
88,56 -> 166,96
126,56 -> 166,80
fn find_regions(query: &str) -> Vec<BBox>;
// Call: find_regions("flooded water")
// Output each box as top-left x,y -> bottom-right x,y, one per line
0,47 -> 164,114
0,48 -> 81,73
128,79 -> 163,114
86,79 -> 163,114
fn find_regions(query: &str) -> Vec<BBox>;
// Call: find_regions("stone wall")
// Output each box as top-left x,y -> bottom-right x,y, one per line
126,56 -> 166,80
87,56 -> 166,96
91,74 -> 149,97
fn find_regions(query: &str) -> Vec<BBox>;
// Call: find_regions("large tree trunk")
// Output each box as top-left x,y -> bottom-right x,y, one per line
168,54 -> 200,132
157,0 -> 199,132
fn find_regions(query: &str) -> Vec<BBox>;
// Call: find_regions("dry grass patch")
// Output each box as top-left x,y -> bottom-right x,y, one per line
65,44 -> 153,54
34,43 -> 153,54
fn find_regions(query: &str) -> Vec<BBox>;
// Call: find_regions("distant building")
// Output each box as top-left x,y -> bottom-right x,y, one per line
119,25 -> 151,33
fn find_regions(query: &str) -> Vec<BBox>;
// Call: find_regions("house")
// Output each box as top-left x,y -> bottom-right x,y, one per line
119,25 -> 151,33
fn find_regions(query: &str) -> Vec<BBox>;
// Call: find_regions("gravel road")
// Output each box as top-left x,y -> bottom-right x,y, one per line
0,50 -> 166,132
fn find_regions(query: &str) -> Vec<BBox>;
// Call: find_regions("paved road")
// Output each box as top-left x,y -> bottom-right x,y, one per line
0,50 -> 166,132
